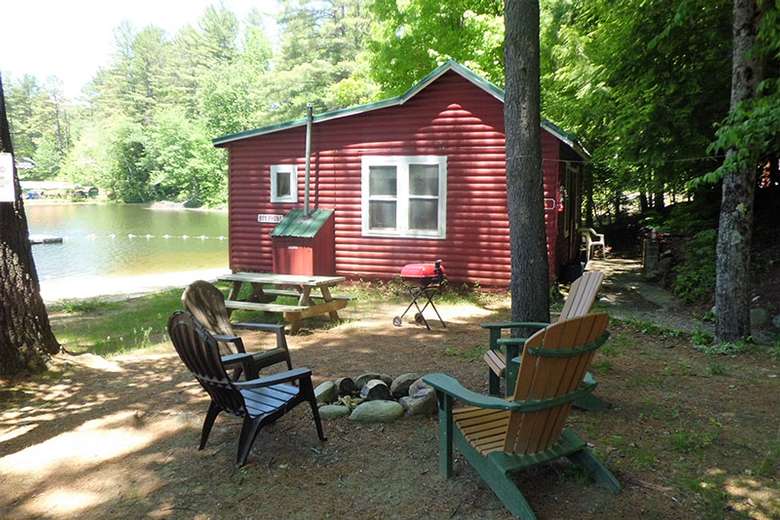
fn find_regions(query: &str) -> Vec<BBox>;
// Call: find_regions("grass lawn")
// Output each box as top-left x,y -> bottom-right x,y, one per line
1,280 -> 779,519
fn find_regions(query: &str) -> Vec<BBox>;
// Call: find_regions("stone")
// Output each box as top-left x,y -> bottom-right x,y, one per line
359,379 -> 391,401
408,377 -> 433,399
750,308 -> 769,329
399,392 -> 437,416
390,373 -> 419,398
378,374 -> 393,386
334,377 -> 357,396
314,381 -> 337,404
772,314 -> 780,330
318,404 -> 350,420
355,372 -> 384,389
349,400 -> 404,423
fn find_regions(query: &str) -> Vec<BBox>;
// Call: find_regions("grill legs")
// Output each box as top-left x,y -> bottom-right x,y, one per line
394,285 -> 446,330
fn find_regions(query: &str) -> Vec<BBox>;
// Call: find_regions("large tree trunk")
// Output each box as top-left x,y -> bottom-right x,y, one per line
504,0 -> 550,324
715,0 -> 764,342
0,74 -> 59,375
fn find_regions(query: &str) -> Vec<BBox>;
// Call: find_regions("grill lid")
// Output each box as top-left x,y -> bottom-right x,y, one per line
400,260 -> 445,279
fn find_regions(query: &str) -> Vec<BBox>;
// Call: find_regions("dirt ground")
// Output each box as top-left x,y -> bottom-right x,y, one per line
1,265 -> 779,519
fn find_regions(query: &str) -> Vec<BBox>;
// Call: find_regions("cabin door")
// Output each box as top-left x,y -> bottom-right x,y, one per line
558,163 -> 581,268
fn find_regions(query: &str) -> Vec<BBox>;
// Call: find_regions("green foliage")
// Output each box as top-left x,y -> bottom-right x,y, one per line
757,438 -> 780,478
670,420 -> 721,453
673,229 -> 717,303
145,107 -> 225,205
696,2 -> 780,186
706,361 -> 727,376
694,339 -> 750,355
691,328 -> 714,348
11,1 -> 377,206
5,74 -> 69,179
541,0 -> 732,214
53,288 -> 181,355
368,0 -> 503,95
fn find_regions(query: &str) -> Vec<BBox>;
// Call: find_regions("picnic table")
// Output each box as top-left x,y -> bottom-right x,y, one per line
218,272 -> 349,333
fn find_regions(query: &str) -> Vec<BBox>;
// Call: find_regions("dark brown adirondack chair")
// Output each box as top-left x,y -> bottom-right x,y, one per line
182,280 -> 292,378
424,314 -> 619,519
168,311 -> 325,466
483,271 -> 604,397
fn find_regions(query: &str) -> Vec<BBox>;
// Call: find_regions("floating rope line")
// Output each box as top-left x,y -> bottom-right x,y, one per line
35,233 -> 229,242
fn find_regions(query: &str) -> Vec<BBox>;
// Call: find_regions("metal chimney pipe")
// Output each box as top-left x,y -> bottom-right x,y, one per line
304,103 -> 312,217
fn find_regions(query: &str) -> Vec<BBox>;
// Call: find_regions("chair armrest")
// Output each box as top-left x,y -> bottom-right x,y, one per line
221,352 -> 255,366
423,373 -> 521,410
424,372 -> 599,413
247,348 -> 290,370
213,334 -> 246,353
496,337 -> 529,347
480,321 -> 549,330
232,322 -> 285,333
213,334 -> 241,343
234,367 -> 312,389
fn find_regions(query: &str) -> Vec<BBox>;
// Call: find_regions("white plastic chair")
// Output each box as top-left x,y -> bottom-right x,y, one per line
579,228 -> 606,261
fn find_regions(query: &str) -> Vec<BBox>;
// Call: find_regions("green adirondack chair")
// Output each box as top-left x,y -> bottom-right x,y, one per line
424,314 -> 620,519
482,271 -> 605,409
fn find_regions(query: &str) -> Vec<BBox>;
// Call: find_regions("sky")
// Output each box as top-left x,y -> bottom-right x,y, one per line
0,0 -> 280,98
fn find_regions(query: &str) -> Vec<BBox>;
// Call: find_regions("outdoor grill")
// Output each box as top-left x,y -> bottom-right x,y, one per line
393,259 -> 447,330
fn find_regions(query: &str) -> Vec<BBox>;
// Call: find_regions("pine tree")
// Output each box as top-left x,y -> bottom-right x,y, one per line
504,0 -> 550,324
0,73 -> 60,376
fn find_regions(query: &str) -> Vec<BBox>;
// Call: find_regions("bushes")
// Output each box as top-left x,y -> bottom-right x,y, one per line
672,229 -> 717,304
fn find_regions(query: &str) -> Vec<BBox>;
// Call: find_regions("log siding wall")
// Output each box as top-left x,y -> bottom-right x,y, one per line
225,71 -> 565,287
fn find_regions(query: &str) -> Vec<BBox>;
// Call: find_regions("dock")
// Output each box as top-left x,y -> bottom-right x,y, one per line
29,234 -> 63,245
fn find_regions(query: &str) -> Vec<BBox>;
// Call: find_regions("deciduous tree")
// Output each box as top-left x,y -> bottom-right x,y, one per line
712,0 -> 770,341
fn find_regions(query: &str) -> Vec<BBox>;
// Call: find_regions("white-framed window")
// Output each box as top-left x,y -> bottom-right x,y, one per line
361,155 -> 447,239
270,164 -> 297,203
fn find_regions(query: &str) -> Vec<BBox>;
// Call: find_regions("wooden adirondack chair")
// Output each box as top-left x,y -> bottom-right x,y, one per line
182,280 -> 293,378
424,314 -> 619,519
483,271 -> 604,398
168,311 -> 325,466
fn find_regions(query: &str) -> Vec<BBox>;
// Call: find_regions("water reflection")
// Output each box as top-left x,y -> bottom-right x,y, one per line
27,204 -> 228,281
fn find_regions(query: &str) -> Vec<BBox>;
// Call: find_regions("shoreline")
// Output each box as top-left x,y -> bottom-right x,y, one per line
41,268 -> 229,303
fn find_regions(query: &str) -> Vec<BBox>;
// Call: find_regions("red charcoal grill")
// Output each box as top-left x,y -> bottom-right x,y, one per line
393,259 -> 447,330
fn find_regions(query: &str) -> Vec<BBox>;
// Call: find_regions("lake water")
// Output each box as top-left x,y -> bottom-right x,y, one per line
27,204 -> 229,282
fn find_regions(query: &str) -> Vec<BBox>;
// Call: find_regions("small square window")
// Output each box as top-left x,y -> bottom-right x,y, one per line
270,165 -> 297,203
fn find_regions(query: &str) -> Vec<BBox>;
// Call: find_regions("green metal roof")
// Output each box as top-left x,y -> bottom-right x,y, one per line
271,208 -> 333,238
213,60 -> 589,159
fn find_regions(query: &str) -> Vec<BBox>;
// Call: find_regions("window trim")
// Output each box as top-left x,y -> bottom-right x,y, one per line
270,164 -> 297,203
361,155 -> 447,239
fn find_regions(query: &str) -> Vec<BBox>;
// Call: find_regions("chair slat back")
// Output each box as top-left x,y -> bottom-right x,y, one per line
182,280 -> 236,356
559,271 -> 604,320
503,314 -> 609,455
168,311 -> 246,416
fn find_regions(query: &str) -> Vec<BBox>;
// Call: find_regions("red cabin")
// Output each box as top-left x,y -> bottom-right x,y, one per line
214,61 -> 588,287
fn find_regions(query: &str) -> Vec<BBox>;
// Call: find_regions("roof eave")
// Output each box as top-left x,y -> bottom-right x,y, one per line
213,60 -> 589,159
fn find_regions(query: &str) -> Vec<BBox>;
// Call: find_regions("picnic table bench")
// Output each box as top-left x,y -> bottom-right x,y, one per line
218,272 -> 349,333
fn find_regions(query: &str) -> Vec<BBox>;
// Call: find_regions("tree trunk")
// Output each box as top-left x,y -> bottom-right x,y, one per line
612,191 -> 621,222
504,0 -> 550,324
715,0 -> 764,342
584,166 -> 594,226
653,191 -> 665,211
639,192 -> 649,213
0,73 -> 59,375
